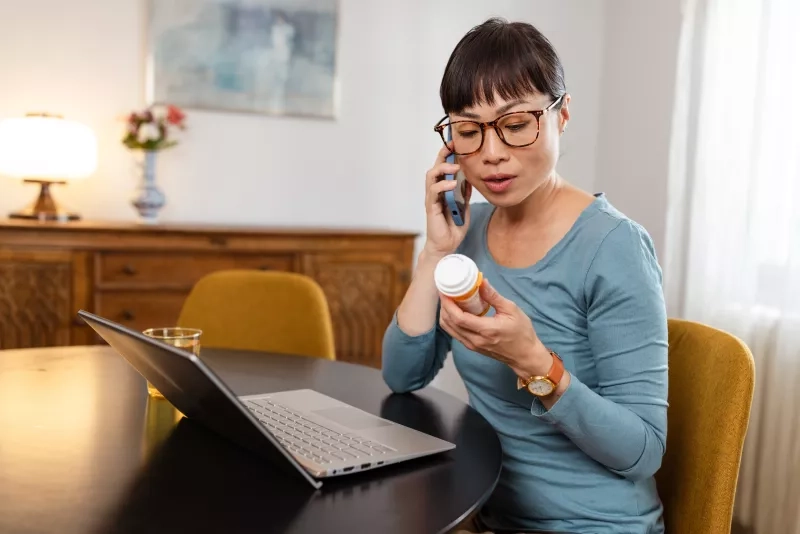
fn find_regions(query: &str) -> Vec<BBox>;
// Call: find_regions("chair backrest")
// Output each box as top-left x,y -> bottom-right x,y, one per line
177,270 -> 335,360
656,318 -> 755,534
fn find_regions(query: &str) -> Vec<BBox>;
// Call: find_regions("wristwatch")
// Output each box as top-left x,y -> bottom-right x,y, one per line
517,350 -> 565,397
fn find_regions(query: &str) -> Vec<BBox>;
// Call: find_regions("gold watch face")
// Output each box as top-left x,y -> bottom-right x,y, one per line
527,378 -> 555,397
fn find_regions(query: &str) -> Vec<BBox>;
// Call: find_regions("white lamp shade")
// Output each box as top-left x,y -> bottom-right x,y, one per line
0,114 -> 98,180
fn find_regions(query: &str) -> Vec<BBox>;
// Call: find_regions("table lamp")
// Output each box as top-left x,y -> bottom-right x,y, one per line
0,112 -> 97,221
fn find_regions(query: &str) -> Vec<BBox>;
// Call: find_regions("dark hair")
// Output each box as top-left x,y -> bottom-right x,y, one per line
439,18 -> 566,114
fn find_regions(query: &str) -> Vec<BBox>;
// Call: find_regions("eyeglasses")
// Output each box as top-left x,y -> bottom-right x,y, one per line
433,95 -> 564,156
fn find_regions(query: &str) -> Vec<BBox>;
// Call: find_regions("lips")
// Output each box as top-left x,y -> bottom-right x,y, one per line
482,174 -> 516,193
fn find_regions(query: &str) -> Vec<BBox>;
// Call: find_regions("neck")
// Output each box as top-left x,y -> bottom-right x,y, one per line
494,173 -> 564,228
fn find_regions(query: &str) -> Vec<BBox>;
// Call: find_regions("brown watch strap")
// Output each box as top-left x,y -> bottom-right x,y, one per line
546,351 -> 565,387
516,350 -> 564,391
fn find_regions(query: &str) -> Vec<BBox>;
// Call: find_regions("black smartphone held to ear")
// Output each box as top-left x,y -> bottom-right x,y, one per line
441,126 -> 467,226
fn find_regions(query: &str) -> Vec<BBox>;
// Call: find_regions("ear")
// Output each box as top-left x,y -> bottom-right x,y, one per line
559,93 -> 571,134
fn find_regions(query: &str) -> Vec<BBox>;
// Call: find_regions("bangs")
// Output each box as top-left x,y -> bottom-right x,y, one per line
440,19 -> 565,114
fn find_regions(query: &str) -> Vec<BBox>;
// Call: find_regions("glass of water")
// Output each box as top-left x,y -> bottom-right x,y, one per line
142,327 -> 202,397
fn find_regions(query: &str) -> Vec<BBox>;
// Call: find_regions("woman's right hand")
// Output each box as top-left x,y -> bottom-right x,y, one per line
423,142 -> 472,258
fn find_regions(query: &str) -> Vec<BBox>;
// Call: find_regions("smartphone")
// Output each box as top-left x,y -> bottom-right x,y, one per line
441,126 -> 467,226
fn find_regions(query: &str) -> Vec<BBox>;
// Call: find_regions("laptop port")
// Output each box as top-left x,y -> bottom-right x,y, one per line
343,466 -> 354,472
377,461 -> 384,465
361,463 -> 371,469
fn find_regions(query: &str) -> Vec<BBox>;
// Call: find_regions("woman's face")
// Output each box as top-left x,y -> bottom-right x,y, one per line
451,91 -> 570,208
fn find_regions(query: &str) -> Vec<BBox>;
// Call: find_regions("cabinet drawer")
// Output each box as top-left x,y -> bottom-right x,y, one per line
94,291 -> 187,333
96,252 -> 294,288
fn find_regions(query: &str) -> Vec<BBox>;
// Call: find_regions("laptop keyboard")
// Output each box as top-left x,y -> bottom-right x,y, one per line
245,399 -> 396,465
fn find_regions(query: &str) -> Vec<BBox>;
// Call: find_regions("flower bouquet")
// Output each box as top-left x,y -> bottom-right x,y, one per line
123,104 -> 186,151
123,104 -> 187,223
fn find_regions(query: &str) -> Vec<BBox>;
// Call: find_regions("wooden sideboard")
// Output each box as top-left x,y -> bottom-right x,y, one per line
0,220 -> 416,368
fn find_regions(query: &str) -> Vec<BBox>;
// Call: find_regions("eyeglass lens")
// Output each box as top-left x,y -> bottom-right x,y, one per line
449,113 -> 539,154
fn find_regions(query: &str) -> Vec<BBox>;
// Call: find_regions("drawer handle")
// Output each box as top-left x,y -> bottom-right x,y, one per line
121,309 -> 136,321
259,265 -> 272,271
122,264 -> 137,276
209,236 -> 228,247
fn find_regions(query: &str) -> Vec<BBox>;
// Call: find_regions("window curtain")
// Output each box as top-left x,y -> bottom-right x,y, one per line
665,0 -> 800,532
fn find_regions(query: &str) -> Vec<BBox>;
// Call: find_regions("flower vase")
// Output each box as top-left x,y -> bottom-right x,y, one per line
132,150 -> 165,224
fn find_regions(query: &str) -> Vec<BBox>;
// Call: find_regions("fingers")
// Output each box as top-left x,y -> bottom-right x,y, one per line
425,141 -> 456,188
430,178 -> 459,195
439,309 -> 481,352
478,279 -> 512,313
439,296 -> 485,335
462,184 -> 472,227
438,311 -> 455,337
425,160 -> 460,191
442,324 -> 483,353
450,306 -> 487,334
439,298 -> 463,337
434,140 -> 455,166
439,296 -> 506,357
439,294 -> 461,321
425,168 -> 461,212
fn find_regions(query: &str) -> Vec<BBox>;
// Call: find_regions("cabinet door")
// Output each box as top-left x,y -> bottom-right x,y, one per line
0,250 -> 75,349
302,252 -> 406,368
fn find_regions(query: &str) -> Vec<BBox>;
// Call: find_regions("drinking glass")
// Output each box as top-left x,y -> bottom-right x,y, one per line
142,327 -> 202,397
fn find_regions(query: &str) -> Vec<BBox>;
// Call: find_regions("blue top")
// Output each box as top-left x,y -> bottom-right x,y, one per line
381,194 -> 668,534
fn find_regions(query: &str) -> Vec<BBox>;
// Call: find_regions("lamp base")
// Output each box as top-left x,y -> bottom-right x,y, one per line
9,179 -> 80,222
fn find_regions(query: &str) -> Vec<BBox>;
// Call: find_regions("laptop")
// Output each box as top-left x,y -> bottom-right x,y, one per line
77,310 -> 455,490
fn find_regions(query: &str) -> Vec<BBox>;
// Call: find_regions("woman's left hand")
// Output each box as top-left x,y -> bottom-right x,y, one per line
438,279 -> 553,377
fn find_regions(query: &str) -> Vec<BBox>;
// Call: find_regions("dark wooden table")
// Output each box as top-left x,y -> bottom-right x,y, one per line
0,346 -> 502,534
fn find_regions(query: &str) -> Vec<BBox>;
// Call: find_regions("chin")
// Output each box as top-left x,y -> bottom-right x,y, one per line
479,187 -> 529,208
485,196 -> 520,209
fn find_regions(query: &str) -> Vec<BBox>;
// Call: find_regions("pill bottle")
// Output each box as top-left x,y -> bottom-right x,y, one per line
434,254 -> 490,316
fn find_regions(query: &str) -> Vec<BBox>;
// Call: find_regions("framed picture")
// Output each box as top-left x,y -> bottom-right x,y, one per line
145,0 -> 339,118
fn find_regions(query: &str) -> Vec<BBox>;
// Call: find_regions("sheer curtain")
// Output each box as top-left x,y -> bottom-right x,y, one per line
665,0 -> 800,532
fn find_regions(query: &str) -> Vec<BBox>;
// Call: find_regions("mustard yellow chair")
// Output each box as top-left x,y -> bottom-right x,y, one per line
177,269 -> 335,360
656,318 -> 755,534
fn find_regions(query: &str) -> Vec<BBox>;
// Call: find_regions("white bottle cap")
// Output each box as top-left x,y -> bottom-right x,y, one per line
434,254 -> 480,297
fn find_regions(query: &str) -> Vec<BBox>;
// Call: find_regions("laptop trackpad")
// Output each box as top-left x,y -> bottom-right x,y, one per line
313,406 -> 393,431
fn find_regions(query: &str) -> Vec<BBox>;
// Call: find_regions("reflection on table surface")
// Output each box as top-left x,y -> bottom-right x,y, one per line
0,346 -> 501,534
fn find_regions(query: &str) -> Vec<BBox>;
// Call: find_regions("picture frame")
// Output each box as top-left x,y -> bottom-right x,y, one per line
144,0 -> 339,119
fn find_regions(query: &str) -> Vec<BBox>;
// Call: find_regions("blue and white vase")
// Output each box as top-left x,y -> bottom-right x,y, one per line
131,150 -> 165,224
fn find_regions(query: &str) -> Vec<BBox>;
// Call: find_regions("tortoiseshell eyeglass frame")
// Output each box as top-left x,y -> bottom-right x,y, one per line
433,94 -> 564,155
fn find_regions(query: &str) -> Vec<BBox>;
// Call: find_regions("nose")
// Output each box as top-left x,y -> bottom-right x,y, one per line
481,126 -> 510,165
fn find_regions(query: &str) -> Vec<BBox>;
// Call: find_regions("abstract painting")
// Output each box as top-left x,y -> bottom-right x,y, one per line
146,0 -> 338,118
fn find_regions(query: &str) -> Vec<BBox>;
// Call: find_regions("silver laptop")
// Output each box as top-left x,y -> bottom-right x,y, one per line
77,310 -> 455,490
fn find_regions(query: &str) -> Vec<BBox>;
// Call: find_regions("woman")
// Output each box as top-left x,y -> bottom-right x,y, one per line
381,18 -> 668,534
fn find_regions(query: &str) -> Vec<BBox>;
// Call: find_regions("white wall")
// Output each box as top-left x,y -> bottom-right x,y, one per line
0,0 -> 423,229
594,0 -> 683,259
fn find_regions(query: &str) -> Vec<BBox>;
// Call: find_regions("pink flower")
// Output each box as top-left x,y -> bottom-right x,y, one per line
166,105 -> 185,127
